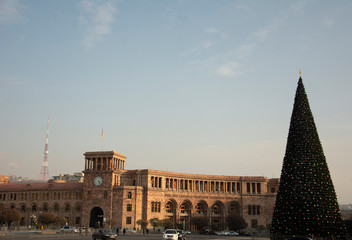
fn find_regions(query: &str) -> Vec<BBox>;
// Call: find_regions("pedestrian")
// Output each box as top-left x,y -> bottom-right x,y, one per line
146,228 -> 149,234
85,226 -> 88,236
116,227 -> 119,236
123,228 -> 126,236
79,226 -> 82,235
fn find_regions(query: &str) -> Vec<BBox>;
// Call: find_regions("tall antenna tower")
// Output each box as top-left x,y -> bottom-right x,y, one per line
39,117 -> 50,181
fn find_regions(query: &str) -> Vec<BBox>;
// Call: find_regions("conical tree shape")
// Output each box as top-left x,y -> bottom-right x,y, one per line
271,77 -> 346,240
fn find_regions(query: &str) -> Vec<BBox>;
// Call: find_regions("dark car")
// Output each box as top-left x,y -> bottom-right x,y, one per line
176,229 -> 187,240
199,229 -> 215,235
92,229 -> 117,240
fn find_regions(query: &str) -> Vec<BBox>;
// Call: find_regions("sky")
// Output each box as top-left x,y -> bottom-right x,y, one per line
0,0 -> 351,203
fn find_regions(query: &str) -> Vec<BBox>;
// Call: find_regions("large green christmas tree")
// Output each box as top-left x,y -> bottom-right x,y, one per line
271,77 -> 346,240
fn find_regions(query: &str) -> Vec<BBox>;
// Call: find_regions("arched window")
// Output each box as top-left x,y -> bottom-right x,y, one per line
21,205 -> 26,213
54,203 -> 59,212
43,204 -> 48,212
32,204 -> 37,212
180,203 -> 186,213
212,205 -> 220,215
65,204 -> 70,212
165,202 -> 172,213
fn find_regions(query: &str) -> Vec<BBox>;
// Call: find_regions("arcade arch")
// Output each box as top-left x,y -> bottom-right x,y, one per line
89,207 -> 104,228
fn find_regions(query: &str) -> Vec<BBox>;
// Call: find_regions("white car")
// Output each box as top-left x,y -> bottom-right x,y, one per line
228,231 -> 239,236
60,226 -> 79,233
163,229 -> 178,240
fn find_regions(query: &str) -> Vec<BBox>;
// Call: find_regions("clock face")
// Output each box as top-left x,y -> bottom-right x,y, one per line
94,176 -> 103,186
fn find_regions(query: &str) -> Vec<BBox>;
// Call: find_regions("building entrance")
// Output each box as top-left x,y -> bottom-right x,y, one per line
90,207 -> 104,228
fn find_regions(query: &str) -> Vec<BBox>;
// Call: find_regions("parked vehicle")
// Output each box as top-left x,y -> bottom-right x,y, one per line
228,231 -> 239,236
184,230 -> 191,235
60,226 -> 79,233
163,229 -> 178,240
125,228 -> 136,233
92,229 -> 117,240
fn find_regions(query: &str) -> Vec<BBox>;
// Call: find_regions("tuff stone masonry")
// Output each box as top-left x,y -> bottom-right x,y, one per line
0,151 -> 279,230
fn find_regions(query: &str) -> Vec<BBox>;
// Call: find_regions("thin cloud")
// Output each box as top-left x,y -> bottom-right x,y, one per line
78,0 -> 117,47
0,0 -> 27,25
8,162 -> 19,168
216,61 -> 243,77
183,40 -> 215,56
205,27 -> 219,34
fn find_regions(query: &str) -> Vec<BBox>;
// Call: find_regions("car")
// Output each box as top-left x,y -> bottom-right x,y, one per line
228,231 -> 239,236
60,226 -> 79,233
163,229 -> 178,240
176,229 -> 187,240
125,228 -> 136,233
199,229 -> 215,235
92,229 -> 117,240
184,230 -> 191,235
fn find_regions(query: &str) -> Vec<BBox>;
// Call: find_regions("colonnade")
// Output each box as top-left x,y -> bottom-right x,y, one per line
150,176 -> 264,194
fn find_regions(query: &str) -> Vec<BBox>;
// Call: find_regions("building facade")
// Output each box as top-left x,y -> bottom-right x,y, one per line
0,151 -> 279,230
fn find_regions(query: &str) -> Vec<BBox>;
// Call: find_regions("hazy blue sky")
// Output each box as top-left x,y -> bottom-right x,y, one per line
1,0 -> 351,203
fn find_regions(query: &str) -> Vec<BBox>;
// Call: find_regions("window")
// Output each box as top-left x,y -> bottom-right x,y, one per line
32,204 -> 37,212
180,204 -> 186,213
127,192 -> 132,199
21,205 -> 26,213
151,177 -> 154,188
257,183 -> 261,194
127,204 -> 132,212
54,204 -> 59,212
271,187 -> 276,193
126,217 -> 132,224
247,183 -> 250,194
166,179 -> 169,189
104,191 -> 108,199
248,205 -> 261,215
75,217 -> 81,225
43,204 -> 48,212
211,205 -> 220,215
165,202 -> 172,213
251,219 -> 258,228
65,204 -> 70,212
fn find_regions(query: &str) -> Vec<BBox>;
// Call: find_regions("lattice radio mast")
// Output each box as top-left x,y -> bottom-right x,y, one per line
39,117 -> 50,181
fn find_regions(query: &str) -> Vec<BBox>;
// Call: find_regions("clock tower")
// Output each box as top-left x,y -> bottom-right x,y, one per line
82,151 -> 126,228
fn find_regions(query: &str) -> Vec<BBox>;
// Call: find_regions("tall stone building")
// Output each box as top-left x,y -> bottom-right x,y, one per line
0,150 -> 279,230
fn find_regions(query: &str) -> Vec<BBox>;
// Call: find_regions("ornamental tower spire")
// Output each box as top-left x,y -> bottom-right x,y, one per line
270,77 -> 346,239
